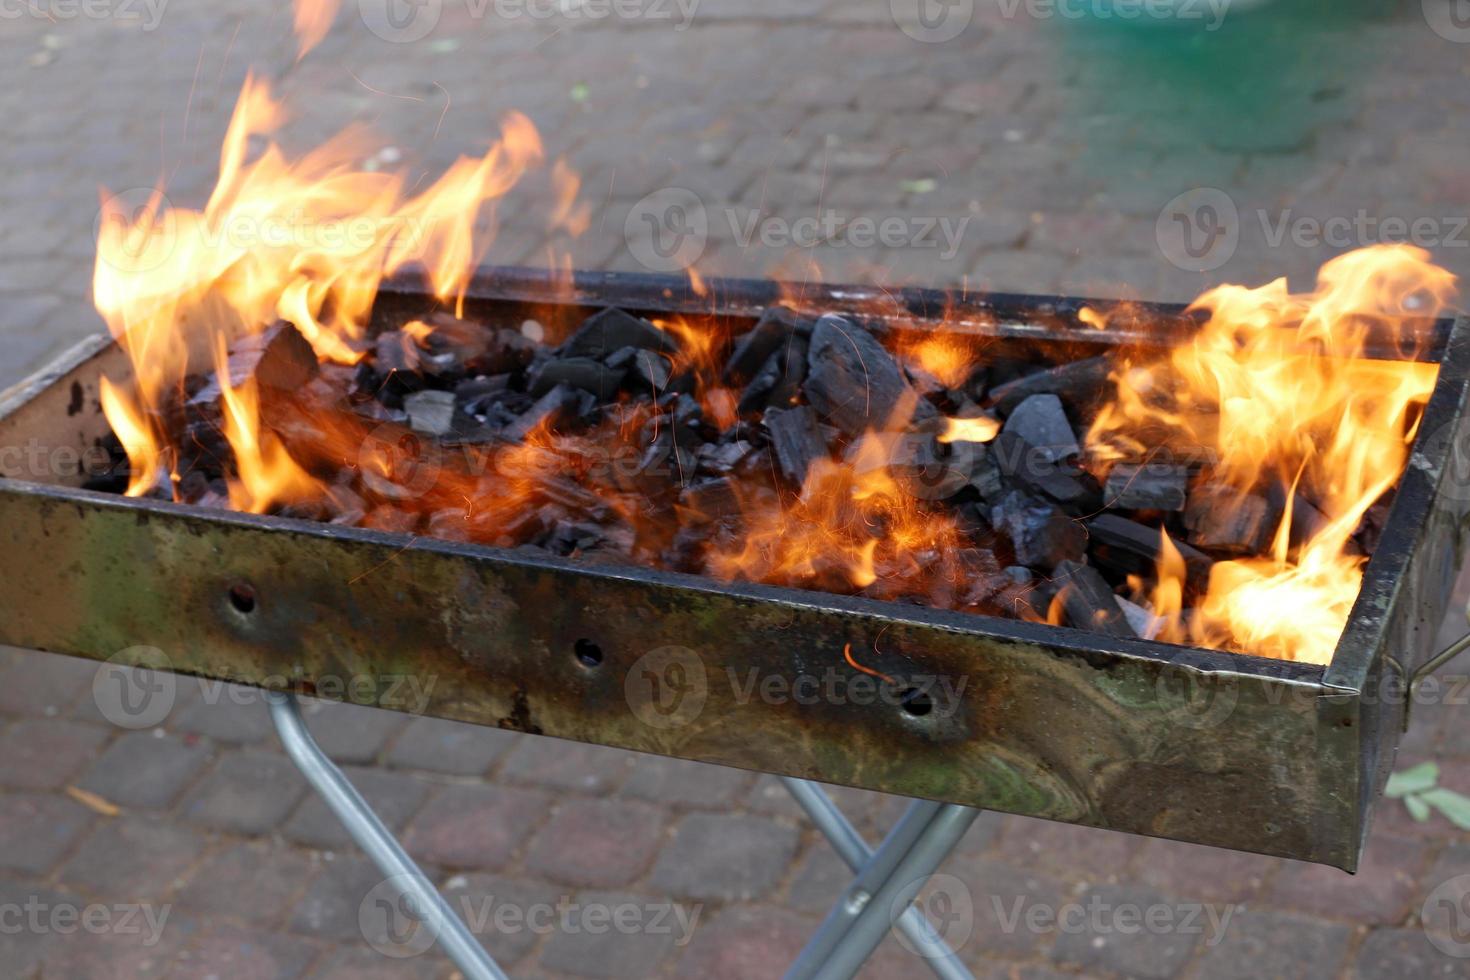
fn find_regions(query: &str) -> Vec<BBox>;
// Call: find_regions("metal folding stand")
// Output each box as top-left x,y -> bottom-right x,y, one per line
269,691 -> 981,980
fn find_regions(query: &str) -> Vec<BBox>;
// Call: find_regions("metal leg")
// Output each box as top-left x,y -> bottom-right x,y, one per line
810,805 -> 980,980
781,778 -> 975,980
267,692 -> 508,980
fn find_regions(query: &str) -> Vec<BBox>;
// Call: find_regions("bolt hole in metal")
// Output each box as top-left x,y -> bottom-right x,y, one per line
228,583 -> 257,615
898,687 -> 933,718
574,638 -> 604,668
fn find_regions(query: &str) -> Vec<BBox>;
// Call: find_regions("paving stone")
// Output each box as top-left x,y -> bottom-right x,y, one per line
385,716 -> 519,775
525,798 -> 666,888
283,766 -> 430,849
1192,909 -> 1349,980
946,857 -> 1069,960
306,945 -> 454,979
537,889 -> 684,979
784,846 -> 850,913
40,907 -> 195,980
294,697 -> 407,765
180,751 -> 309,835
168,924 -> 322,980
672,904 -> 809,980
61,817 -> 207,898
0,648 -> 93,716
171,681 -> 274,743
0,718 -> 109,790
617,756 -> 749,807
499,738 -> 633,795
650,814 -> 799,902
997,815 -> 1139,887
1353,927 -> 1470,978
75,731 -> 213,809
177,840 -> 321,925
1049,884 -> 1200,980
403,784 -> 550,871
1130,836 -> 1278,905
1268,832 -> 1429,925
440,873 -> 564,965
0,792 -> 92,874
0,879 -> 66,976
290,855 -> 409,943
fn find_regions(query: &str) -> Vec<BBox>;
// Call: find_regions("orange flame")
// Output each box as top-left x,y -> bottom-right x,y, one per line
292,0 -> 339,59
94,75 -> 547,508
1088,244 -> 1450,663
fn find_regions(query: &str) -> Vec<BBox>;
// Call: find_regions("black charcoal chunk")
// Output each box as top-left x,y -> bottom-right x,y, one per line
561,307 -> 676,359
529,357 -> 626,397
987,356 -> 1111,414
403,390 -> 457,436
1104,463 -> 1188,511
806,315 -> 934,436
1052,560 -> 1133,637
627,348 -> 673,391
1002,394 -> 1078,463
1184,485 -> 1281,555
990,432 -> 1097,509
767,333 -> 809,410
765,405 -> 830,488
504,384 -> 577,442
700,440 -> 752,475
679,477 -> 742,523
724,306 -> 807,384
990,490 -> 1087,569
374,330 -> 420,377
192,322 -> 320,407
1086,513 -> 1213,593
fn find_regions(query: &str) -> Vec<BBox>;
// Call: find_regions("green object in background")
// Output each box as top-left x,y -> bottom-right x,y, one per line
1388,761 -> 1470,829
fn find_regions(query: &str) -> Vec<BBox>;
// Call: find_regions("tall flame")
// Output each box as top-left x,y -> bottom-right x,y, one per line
94,75 -> 544,508
1089,244 -> 1450,663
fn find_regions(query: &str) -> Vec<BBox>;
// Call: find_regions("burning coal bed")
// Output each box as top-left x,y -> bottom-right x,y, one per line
88,248 -> 1448,667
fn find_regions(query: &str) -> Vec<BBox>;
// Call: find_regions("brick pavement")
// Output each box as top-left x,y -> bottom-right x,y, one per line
2,0 -> 1470,977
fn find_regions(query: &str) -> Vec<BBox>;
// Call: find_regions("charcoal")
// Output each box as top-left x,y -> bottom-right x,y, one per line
679,477 -> 742,523
1115,596 -> 1164,641
806,315 -> 934,436
1002,394 -> 1079,463
1104,463 -> 1188,511
530,357 -> 626,398
968,445 -> 1005,502
1051,560 -> 1133,637
767,333 -> 809,410
1267,484 -> 1331,547
403,390 -> 457,436
549,519 -> 605,555
1086,513 -> 1212,593
191,322 -> 320,408
627,348 -> 673,391
724,306 -> 806,384
738,351 -> 782,415
987,356 -> 1111,414
990,432 -> 1097,509
538,477 -> 608,519
1184,485 -> 1281,555
990,490 -> 1087,569
454,374 -> 510,412
764,405 -> 830,487
1003,566 -> 1033,586
480,324 -> 538,374
699,439 -> 753,475
634,428 -> 697,490
560,307 -> 676,360
1357,499 -> 1392,555
373,330 -> 421,378
504,384 -> 577,443
880,432 -> 971,501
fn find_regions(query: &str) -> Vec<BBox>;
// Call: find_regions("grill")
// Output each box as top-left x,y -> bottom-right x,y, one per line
2,266 -> 1467,875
